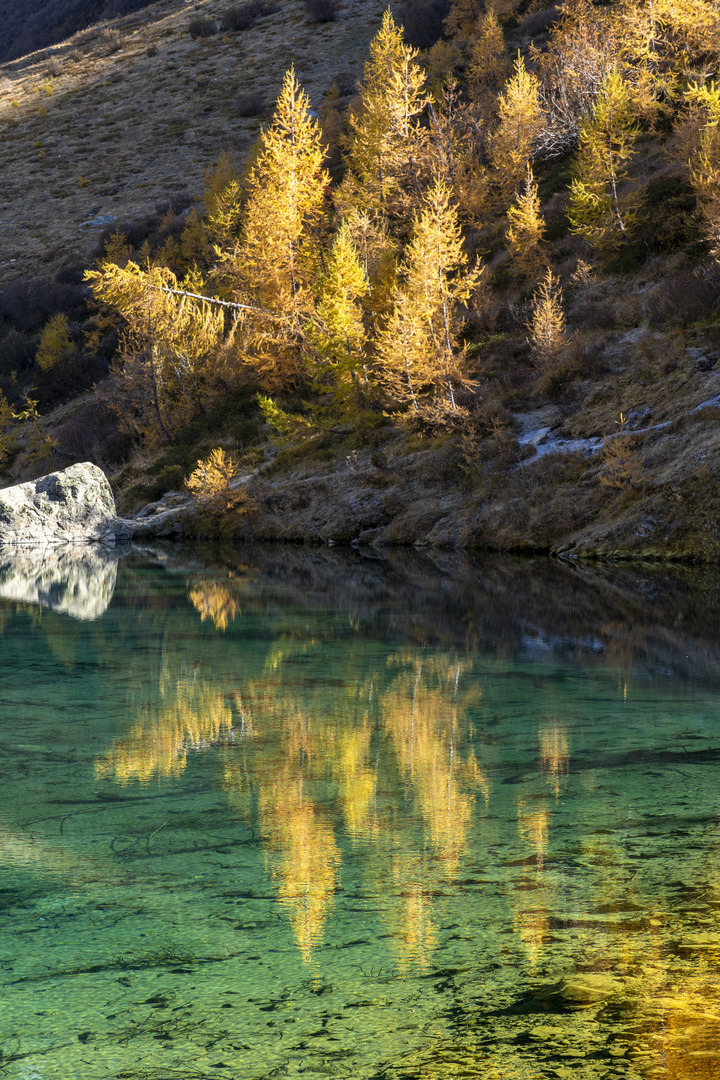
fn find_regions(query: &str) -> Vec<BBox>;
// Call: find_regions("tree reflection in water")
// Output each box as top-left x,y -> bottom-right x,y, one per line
2,544 -> 720,1076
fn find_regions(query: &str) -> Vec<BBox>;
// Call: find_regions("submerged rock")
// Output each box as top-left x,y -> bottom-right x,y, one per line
0,462 -> 128,545
0,543 -> 120,620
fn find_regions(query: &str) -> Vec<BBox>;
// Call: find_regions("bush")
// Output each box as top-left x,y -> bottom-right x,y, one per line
304,0 -> 338,23
518,6 -> 560,35
398,0 -> 450,49
221,5 -> 256,31
186,448 -> 255,516
100,27 -> 124,53
188,15 -> 217,38
235,93 -> 265,116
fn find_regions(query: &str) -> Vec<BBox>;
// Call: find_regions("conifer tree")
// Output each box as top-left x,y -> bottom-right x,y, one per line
444,0 -> 482,39
214,68 -> 329,389
235,67 -> 328,312
568,67 -> 639,251
467,11 -> 510,113
527,268 -> 567,368
506,166 -> 546,278
490,55 -> 544,200
85,261 -> 225,443
36,313 -> 76,372
344,10 -> 428,220
377,179 -> 482,415
312,221 -> 369,403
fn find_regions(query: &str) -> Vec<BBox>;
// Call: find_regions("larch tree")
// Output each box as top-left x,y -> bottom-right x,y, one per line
444,0 -> 482,39
215,67 -> 329,389
85,261 -> 225,444
311,221 -> 369,407
527,268 -> 567,368
532,0 -> 615,158
377,178 -> 483,416
506,166 -> 546,278
344,9 -> 428,222
568,66 -> 640,251
490,55 -> 544,201
467,11 -> 510,114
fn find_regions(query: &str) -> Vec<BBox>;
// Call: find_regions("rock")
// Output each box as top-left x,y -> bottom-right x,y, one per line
0,543 -> 120,620
0,463 -> 125,546
119,504 -> 190,538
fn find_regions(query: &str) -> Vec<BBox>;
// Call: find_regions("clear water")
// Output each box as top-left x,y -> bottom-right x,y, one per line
2,544 -> 720,1080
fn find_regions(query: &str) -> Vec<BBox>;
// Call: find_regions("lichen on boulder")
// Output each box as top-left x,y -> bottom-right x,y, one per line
0,462 -> 129,545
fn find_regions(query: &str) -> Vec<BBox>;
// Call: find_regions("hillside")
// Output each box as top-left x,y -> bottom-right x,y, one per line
2,0 -> 720,562
0,0 -> 386,286
0,0 -> 156,62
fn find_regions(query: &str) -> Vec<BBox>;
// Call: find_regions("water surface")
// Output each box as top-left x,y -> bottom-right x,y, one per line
2,544 -> 720,1079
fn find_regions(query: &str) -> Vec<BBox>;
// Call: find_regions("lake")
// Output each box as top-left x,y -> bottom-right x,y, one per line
1,542 -> 720,1080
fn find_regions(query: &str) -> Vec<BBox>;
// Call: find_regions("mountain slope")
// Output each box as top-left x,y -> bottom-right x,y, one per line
0,0 -> 386,286
0,0 -> 155,61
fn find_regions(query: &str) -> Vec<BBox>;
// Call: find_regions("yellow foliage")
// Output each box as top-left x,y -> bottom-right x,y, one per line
600,412 -> 643,488
185,447 -> 245,512
36,313 -> 76,372
490,54 -> 544,200
527,268 -> 567,368
506,165 -> 546,277
188,580 -> 241,631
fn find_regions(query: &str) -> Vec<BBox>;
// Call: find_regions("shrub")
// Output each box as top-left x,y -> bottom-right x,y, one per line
186,447 -> 253,514
235,92 -> 265,116
221,5 -> 256,31
398,0 -> 450,49
304,0 -> 338,23
100,28 -> 124,54
188,15 -> 217,38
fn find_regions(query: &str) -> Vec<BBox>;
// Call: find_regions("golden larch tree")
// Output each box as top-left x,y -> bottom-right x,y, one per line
506,165 -> 546,278
312,221 -> 369,407
377,178 -> 483,415
527,268 -> 567,368
490,54 -> 544,201
85,261 -> 224,443
467,11 -> 510,113
568,66 -> 640,251
344,9 -> 428,220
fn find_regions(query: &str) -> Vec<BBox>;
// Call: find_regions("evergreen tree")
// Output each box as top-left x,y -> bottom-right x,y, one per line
568,66 -> 639,251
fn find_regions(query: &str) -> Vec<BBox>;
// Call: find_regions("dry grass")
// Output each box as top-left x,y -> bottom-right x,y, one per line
0,0 -> 387,286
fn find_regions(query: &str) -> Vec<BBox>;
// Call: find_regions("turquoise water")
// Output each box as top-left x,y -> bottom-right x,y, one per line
2,544 -> 720,1079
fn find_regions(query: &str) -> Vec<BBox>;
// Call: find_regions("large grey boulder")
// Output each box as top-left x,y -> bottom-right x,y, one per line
0,462 -> 129,545
0,543 -> 120,620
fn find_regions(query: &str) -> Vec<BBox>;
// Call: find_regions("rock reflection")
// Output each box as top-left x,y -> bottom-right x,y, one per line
0,543 -> 119,621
